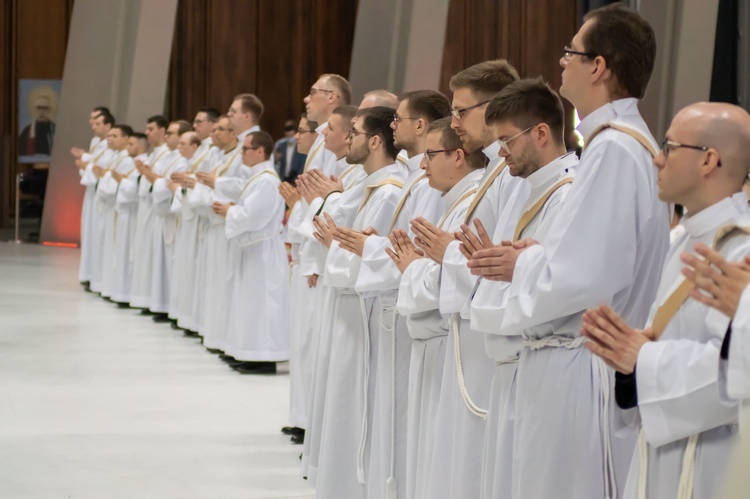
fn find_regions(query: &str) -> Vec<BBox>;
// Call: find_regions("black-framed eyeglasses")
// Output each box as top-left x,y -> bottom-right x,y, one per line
562,46 -> 597,62
451,100 -> 490,121
498,123 -> 539,154
393,114 -> 419,124
215,126 -> 232,132
348,129 -> 377,140
297,128 -> 317,134
424,148 -> 459,162
309,87 -> 336,97
661,139 -> 720,165
242,146 -> 261,153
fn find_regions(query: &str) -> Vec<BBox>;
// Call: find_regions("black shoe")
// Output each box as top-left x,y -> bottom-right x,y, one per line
205,348 -> 222,354
170,322 -> 183,331
140,309 -> 154,316
183,330 -> 200,337
115,301 -> 130,308
281,426 -> 304,436
290,433 -> 304,444
231,362 -> 277,375
152,313 -> 170,323
83,283 -> 92,293
223,357 -> 250,367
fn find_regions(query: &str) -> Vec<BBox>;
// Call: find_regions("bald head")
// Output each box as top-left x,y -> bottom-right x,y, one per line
671,102 -> 750,184
359,89 -> 398,110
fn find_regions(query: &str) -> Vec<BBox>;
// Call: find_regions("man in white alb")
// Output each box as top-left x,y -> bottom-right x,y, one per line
130,115 -> 170,311
213,131 -> 289,374
463,79 -> 577,499
466,5 -> 668,497
583,102 -> 750,499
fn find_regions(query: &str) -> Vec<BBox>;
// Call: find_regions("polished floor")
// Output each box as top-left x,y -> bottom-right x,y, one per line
0,242 -> 313,499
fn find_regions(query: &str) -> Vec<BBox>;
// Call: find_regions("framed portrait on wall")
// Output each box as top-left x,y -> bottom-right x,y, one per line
18,79 -> 62,164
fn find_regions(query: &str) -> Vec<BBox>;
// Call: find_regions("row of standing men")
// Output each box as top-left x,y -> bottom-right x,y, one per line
75,3 -> 750,498
74,95 -> 289,373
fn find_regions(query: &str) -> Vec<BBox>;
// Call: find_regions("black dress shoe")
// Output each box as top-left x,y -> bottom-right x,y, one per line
140,309 -> 154,316
290,432 -> 304,444
205,348 -> 222,354
219,353 -> 235,361
170,322 -> 183,330
281,426 -> 304,436
183,330 -> 200,337
231,362 -> 277,375
115,301 -> 130,308
152,313 -> 170,323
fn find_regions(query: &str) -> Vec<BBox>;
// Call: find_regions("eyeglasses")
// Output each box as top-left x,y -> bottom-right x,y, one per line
193,119 -> 206,125
562,46 -> 597,62
297,128 -> 316,134
424,149 -> 459,162
348,129 -> 377,140
242,146 -> 261,153
661,139 -> 720,166
451,100 -> 490,121
165,131 -> 176,136
215,126 -> 232,132
35,106 -> 51,111
393,114 -> 419,124
498,123 -> 539,154
309,87 -> 336,97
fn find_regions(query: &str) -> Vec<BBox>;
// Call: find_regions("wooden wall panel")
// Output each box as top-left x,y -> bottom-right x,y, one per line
167,0 -> 358,140
0,0 -> 73,228
440,0 -> 579,131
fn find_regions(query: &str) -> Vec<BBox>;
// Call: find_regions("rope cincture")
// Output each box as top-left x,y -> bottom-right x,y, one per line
523,335 -> 618,499
451,313 -> 488,419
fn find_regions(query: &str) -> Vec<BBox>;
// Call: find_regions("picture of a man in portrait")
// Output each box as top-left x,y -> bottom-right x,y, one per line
18,89 -> 57,157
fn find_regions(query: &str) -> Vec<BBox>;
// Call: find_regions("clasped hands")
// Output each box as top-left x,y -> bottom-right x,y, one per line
458,219 -> 536,282
297,169 -> 343,204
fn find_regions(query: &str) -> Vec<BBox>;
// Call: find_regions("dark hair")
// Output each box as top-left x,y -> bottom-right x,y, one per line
320,74 -> 352,105
147,115 -> 169,129
93,106 -> 111,117
427,117 -> 484,169
198,107 -> 220,122
485,78 -> 565,144
449,59 -> 520,100
186,133 -> 201,147
132,132 -> 147,141
332,105 -> 358,125
99,113 -> 115,127
233,93 -> 264,121
113,124 -> 134,137
171,120 -> 192,136
399,90 -> 451,122
249,131 -> 275,160
300,113 -> 318,132
356,106 -> 398,160
582,3 -> 656,99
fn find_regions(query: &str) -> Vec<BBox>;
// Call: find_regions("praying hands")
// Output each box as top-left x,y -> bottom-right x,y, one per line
581,305 -> 654,374
386,229 -> 425,273
682,242 -> 750,319
410,217 -> 456,264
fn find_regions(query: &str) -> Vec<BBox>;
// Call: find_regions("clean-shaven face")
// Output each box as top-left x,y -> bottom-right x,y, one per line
392,99 -> 418,151
324,114 -> 351,155
295,118 -> 317,155
559,19 -> 595,108
422,130 -> 458,192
